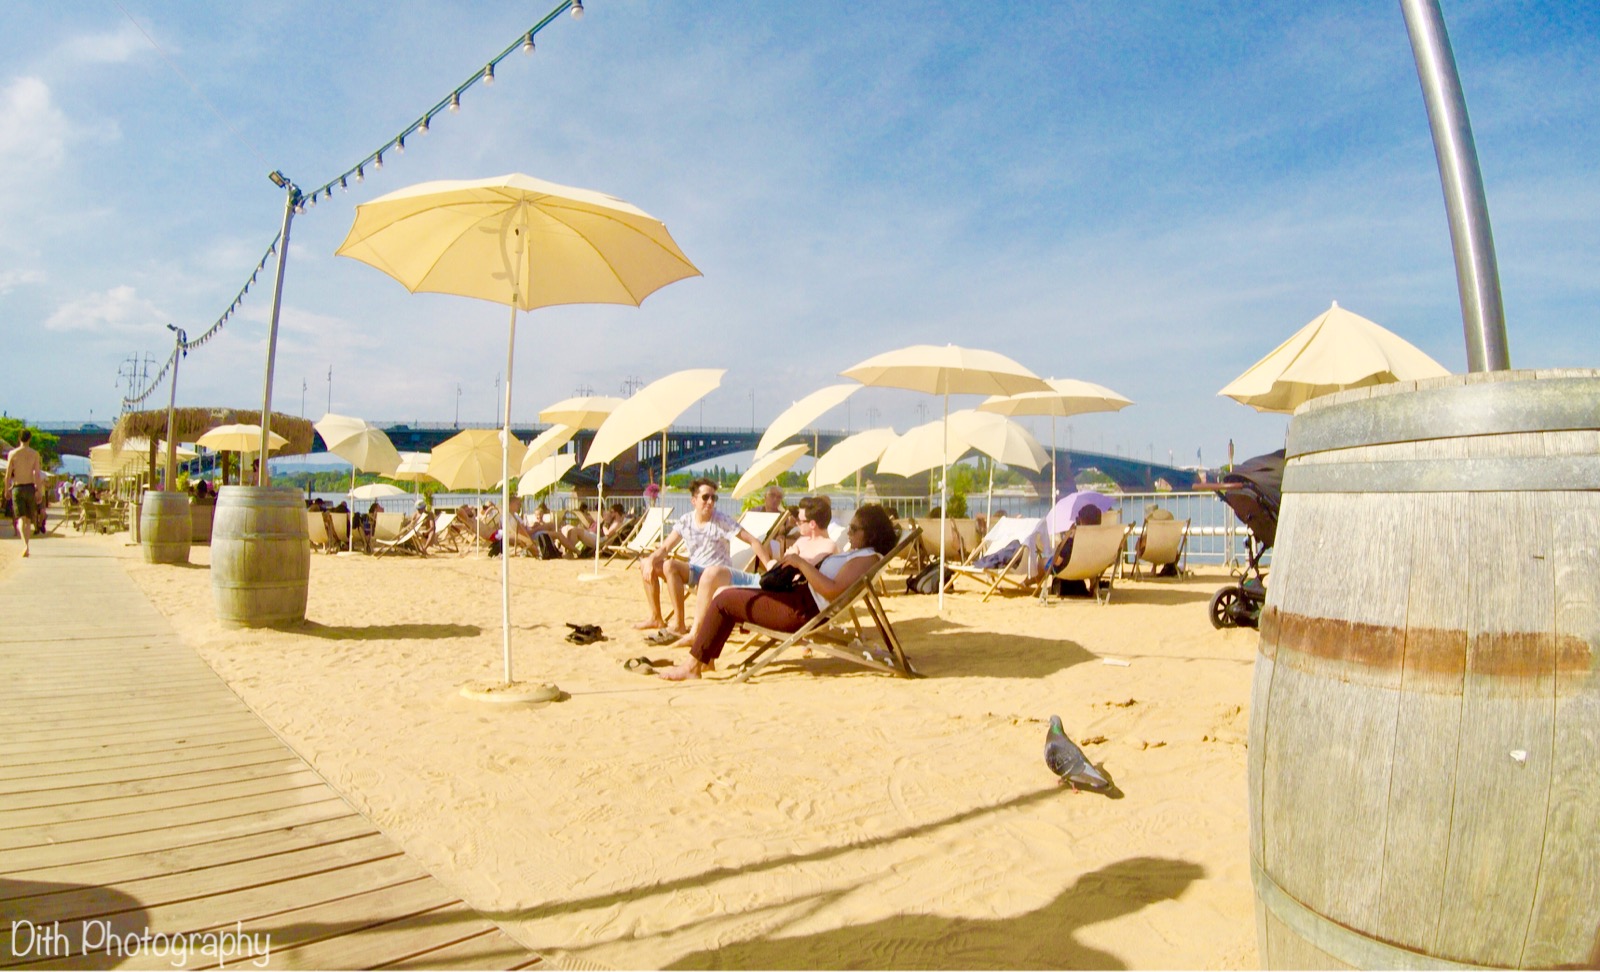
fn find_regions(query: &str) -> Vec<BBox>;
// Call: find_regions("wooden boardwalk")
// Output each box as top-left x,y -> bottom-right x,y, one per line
0,540 -> 542,971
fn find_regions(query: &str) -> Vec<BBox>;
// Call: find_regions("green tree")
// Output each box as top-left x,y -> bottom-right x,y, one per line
0,419 -> 60,470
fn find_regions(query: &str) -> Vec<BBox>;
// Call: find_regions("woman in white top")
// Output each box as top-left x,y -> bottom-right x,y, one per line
658,504 -> 898,681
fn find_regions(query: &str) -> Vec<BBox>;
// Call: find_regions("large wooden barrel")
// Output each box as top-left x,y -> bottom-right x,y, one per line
211,486 -> 310,628
189,502 -> 215,545
138,490 -> 191,564
1249,369 -> 1600,969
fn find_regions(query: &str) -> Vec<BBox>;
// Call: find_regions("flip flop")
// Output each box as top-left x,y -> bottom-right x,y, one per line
644,629 -> 684,647
624,657 -> 657,674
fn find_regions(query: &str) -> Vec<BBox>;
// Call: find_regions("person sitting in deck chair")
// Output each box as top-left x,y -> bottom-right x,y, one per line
1038,504 -> 1102,595
636,478 -> 777,642
658,504 -> 898,681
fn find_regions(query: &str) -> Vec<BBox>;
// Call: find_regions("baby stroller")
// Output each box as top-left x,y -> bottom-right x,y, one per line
1209,449 -> 1283,629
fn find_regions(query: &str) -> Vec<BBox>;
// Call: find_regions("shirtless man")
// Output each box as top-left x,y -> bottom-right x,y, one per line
4,430 -> 44,557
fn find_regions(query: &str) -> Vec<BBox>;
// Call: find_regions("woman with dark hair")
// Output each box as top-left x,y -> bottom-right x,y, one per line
659,504 -> 898,681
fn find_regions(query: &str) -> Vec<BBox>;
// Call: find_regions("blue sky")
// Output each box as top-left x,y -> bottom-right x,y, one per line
2,1 -> 1595,469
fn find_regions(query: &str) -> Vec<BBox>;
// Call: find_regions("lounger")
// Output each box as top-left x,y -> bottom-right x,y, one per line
605,506 -> 671,568
431,511 -> 462,553
373,512 -> 405,543
330,512 -> 351,551
734,527 -> 923,682
374,516 -> 432,557
1050,523 -> 1131,604
1131,518 -> 1190,579
725,509 -> 789,572
947,516 -> 1051,602
305,511 -> 331,552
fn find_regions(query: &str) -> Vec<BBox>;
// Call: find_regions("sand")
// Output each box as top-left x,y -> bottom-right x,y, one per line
113,533 -> 1261,969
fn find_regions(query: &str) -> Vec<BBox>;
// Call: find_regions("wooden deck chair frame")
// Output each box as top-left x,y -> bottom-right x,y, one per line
605,506 -> 671,568
734,527 -> 923,682
946,516 -> 1050,602
373,512 -> 405,543
1131,518 -> 1190,579
330,512 -> 350,551
305,510 -> 331,552
374,517 -> 430,557
431,511 -> 461,553
1051,523 -> 1131,604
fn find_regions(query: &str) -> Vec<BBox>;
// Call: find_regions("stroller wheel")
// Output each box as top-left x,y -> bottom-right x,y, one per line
1209,587 -> 1243,629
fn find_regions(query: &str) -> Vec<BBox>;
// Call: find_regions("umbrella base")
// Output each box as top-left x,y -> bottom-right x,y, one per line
458,680 -> 566,705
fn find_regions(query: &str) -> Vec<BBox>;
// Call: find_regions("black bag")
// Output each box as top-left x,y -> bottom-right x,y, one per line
907,562 -> 952,595
534,532 -> 562,560
760,563 -> 806,592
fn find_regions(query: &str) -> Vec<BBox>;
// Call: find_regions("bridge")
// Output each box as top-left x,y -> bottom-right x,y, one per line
36,420 -> 1197,492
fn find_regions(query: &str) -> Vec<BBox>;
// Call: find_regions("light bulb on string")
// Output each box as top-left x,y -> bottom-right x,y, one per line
340,175 -> 348,191
523,31 -> 535,54
450,91 -> 461,114
395,135 -> 405,155
571,0 -> 583,19
419,114 -> 430,135
483,63 -> 495,86
374,151 -> 383,170
355,165 -> 364,183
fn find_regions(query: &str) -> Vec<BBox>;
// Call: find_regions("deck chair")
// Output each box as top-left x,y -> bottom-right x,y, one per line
1051,523 -> 1131,604
374,515 -> 432,556
373,512 -> 405,542
431,512 -> 461,553
734,527 -> 924,682
1131,517 -> 1190,579
605,506 -> 671,568
947,516 -> 1051,602
727,509 -> 788,571
330,512 -> 351,551
305,511 -> 332,553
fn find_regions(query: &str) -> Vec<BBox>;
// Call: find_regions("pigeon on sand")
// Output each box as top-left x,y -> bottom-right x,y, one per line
1045,715 -> 1112,792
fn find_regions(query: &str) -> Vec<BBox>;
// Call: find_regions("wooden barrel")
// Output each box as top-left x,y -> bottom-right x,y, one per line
1249,369 -> 1600,969
139,490 -> 191,564
210,486 -> 310,628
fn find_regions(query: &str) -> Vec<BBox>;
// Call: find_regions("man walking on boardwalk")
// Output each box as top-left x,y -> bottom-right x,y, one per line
4,429 -> 43,557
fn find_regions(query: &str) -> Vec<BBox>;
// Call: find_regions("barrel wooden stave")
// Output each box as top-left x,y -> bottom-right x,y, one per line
210,486 -> 310,628
1253,369 -> 1600,969
139,491 -> 191,565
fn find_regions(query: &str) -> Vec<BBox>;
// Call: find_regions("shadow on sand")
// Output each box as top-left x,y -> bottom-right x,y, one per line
297,621 -> 481,641
665,855 -> 1206,970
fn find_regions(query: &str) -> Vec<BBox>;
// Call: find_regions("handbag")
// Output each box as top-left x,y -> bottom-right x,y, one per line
759,563 -> 806,592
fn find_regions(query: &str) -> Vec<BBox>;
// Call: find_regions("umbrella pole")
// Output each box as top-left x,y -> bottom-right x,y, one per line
348,464 -> 356,552
163,330 -> 181,492
501,304 -> 517,685
257,185 -> 297,487
986,459 -> 993,531
592,463 -> 604,577
938,390 -> 949,613
660,430 -> 667,492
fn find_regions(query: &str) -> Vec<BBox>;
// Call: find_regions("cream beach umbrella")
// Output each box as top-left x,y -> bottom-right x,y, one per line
430,429 -> 526,492
540,396 -> 622,431
517,453 -> 577,498
338,173 -> 698,697
194,425 -> 285,486
350,483 -> 408,501
1219,301 -> 1451,413
978,378 -> 1133,509
520,424 -> 579,475
732,443 -> 807,500
843,344 -> 1050,609
754,383 -> 857,460
809,427 -> 899,491
583,369 -> 725,578
388,452 -> 437,484
315,413 -> 403,550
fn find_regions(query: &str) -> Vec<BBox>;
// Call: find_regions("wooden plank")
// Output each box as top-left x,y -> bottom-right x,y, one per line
262,901 -> 501,971
0,799 -> 353,871
0,701 -> 252,740
375,930 -> 544,970
0,768 -> 325,828
0,714 -> 267,759
0,728 -> 282,772
0,759 -> 306,813
1521,487 -> 1600,968
1435,487 -> 1556,966
0,743 -> 291,793
12,834 -> 403,924
0,814 -> 374,889
0,739 -> 288,783
0,786 -> 339,849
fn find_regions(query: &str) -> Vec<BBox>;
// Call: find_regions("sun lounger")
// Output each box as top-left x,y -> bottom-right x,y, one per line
305,510 -> 333,553
373,512 -> 404,542
726,509 -> 788,571
374,515 -> 433,556
430,511 -> 462,553
1051,522 -> 1131,604
947,516 -> 1051,602
734,527 -> 923,682
605,506 -> 671,568
1131,517 -> 1190,579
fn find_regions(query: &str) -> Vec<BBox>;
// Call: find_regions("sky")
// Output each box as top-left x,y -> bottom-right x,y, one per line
2,1 -> 1596,471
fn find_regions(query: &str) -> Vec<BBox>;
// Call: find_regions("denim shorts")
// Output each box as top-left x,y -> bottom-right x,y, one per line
688,563 -> 762,588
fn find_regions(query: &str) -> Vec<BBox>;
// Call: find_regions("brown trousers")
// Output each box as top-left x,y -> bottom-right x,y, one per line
692,587 -> 819,664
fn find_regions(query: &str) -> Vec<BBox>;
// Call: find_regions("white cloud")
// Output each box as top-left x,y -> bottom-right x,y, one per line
44,284 -> 167,333
0,268 -> 46,294
0,77 -> 71,174
58,23 -> 148,65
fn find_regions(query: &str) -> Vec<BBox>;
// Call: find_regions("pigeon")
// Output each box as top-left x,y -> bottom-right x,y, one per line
1045,715 -> 1112,792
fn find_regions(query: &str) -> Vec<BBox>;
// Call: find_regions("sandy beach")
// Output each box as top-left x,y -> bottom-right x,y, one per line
106,532 -> 1259,969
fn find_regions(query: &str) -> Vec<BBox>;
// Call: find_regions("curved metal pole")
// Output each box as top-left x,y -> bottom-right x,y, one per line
1400,0 -> 1510,371
162,328 -> 183,491
258,186 -> 298,483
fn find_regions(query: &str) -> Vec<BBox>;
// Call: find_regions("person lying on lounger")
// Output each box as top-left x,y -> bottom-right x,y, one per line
658,504 -> 897,681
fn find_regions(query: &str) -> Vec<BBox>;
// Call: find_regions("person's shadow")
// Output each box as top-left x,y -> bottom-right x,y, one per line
665,856 -> 1205,969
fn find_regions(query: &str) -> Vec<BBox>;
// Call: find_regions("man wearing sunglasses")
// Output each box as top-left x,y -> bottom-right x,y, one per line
637,477 -> 776,642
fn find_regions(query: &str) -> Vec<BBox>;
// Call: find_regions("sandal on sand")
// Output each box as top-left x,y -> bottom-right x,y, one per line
624,656 -> 657,675
644,628 -> 683,647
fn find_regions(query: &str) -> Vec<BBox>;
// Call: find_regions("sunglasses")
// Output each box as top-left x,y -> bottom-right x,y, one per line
697,492 -> 718,502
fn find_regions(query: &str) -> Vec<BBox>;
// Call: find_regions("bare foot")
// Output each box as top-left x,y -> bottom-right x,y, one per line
634,618 -> 667,630
657,662 -> 704,681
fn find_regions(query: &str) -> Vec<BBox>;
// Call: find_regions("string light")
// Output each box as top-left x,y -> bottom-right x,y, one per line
356,164 -> 365,183
374,150 -> 383,170
419,114 -> 430,134
483,64 -> 495,86
340,175 -> 348,191
450,91 -> 461,114
523,31 -> 536,54
572,0 -> 584,19
395,135 -> 405,155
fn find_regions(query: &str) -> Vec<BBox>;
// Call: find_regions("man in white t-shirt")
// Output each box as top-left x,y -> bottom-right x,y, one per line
636,477 -> 775,640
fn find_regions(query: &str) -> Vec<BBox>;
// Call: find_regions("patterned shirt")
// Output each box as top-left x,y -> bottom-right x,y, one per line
674,509 -> 740,568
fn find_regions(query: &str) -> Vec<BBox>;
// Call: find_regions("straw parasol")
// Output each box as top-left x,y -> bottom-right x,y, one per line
112,408 -> 314,485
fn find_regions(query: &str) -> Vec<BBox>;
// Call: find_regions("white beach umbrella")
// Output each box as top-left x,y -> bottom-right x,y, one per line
316,413 -> 403,550
195,424 -> 288,455
350,483 -> 408,501
1219,301 -> 1451,413
521,424 -> 579,473
732,444 -> 807,500
517,453 -> 578,498
809,428 -> 899,491
539,396 -> 622,430
754,383 -> 857,459
388,452 -> 437,484
430,429 -> 527,491
978,378 -> 1134,508
842,344 -> 1050,610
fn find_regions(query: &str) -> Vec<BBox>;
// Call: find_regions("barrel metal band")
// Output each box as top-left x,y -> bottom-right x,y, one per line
1287,377 -> 1600,458
1284,456 -> 1600,493
1250,858 -> 1495,970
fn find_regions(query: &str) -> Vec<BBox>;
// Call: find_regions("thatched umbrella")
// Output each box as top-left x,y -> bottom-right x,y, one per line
111,408 -> 315,485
